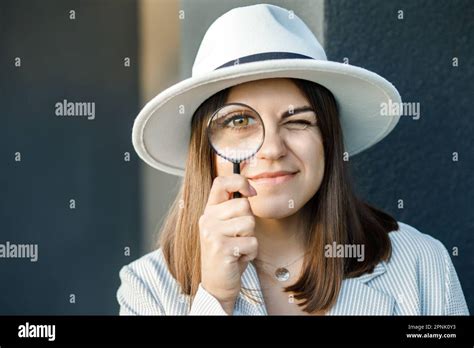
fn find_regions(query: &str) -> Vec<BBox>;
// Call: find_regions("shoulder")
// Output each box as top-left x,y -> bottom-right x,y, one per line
117,248 -> 189,315
119,247 -> 181,297
388,221 -> 450,265
386,221 -> 454,279
382,221 -> 469,315
120,247 -> 169,284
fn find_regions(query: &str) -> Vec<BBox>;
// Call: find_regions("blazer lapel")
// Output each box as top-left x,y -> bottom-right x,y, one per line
236,260 -> 395,315
328,261 -> 396,315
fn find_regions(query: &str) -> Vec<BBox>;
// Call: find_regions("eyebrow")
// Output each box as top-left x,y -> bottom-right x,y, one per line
280,106 -> 315,119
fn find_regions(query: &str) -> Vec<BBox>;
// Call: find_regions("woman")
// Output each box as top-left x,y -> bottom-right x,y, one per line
117,4 -> 469,315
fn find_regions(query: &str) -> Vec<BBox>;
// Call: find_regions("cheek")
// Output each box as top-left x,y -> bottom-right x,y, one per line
290,131 -> 325,191
290,130 -> 324,172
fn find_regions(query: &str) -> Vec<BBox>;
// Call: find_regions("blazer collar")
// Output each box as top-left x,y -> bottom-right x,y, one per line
236,260 -> 395,315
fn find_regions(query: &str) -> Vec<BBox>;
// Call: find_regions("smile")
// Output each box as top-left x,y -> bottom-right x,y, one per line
249,172 -> 298,185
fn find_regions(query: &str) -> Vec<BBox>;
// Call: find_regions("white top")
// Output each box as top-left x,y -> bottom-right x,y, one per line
116,221 -> 469,315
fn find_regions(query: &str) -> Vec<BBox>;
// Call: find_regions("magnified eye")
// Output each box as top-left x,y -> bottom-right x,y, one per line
222,113 -> 257,130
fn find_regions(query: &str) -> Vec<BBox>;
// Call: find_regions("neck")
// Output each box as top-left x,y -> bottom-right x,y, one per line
253,210 -> 307,265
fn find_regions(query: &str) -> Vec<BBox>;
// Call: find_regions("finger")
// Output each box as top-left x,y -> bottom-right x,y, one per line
207,174 -> 257,206
214,216 -> 256,237
224,237 -> 259,261
204,197 -> 253,220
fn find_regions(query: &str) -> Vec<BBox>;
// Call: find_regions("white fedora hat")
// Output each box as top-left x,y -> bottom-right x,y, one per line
132,3 -> 402,177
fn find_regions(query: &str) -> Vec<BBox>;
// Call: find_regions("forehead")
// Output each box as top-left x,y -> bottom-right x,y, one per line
225,78 -> 309,110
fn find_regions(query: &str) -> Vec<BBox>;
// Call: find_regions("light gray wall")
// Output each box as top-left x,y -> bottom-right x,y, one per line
180,0 -> 325,78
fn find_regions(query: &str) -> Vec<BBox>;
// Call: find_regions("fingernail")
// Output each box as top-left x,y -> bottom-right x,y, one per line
249,185 -> 257,196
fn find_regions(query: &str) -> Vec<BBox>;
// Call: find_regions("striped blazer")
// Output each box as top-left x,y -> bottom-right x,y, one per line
116,221 -> 469,315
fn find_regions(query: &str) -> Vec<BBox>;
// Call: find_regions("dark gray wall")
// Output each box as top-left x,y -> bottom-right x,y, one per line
0,0 -> 140,314
324,0 -> 473,313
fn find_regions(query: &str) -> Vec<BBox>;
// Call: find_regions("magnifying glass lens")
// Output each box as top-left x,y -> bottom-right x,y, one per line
207,103 -> 264,163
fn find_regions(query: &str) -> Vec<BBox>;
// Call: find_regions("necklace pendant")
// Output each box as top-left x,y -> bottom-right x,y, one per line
275,267 -> 290,282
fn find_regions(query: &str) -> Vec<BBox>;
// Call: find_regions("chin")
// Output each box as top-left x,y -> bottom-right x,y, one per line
249,199 -> 300,219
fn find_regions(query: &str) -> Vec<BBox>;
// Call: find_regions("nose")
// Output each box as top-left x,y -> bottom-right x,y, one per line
255,124 -> 287,161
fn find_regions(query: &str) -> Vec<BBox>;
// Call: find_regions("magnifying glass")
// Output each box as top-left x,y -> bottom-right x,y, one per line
207,103 -> 265,199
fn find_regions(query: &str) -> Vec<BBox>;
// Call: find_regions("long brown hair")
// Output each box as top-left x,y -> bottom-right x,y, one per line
159,78 -> 399,314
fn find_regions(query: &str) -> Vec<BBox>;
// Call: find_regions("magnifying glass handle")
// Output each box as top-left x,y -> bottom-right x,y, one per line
232,162 -> 241,199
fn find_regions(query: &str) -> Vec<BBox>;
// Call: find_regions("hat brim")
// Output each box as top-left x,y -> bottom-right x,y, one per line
132,58 -> 402,177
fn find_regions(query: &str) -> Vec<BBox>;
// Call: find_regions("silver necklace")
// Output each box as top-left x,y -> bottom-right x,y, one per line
253,253 -> 306,282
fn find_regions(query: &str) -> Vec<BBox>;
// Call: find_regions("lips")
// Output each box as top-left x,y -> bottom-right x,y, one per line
248,171 -> 298,185
248,171 -> 298,180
